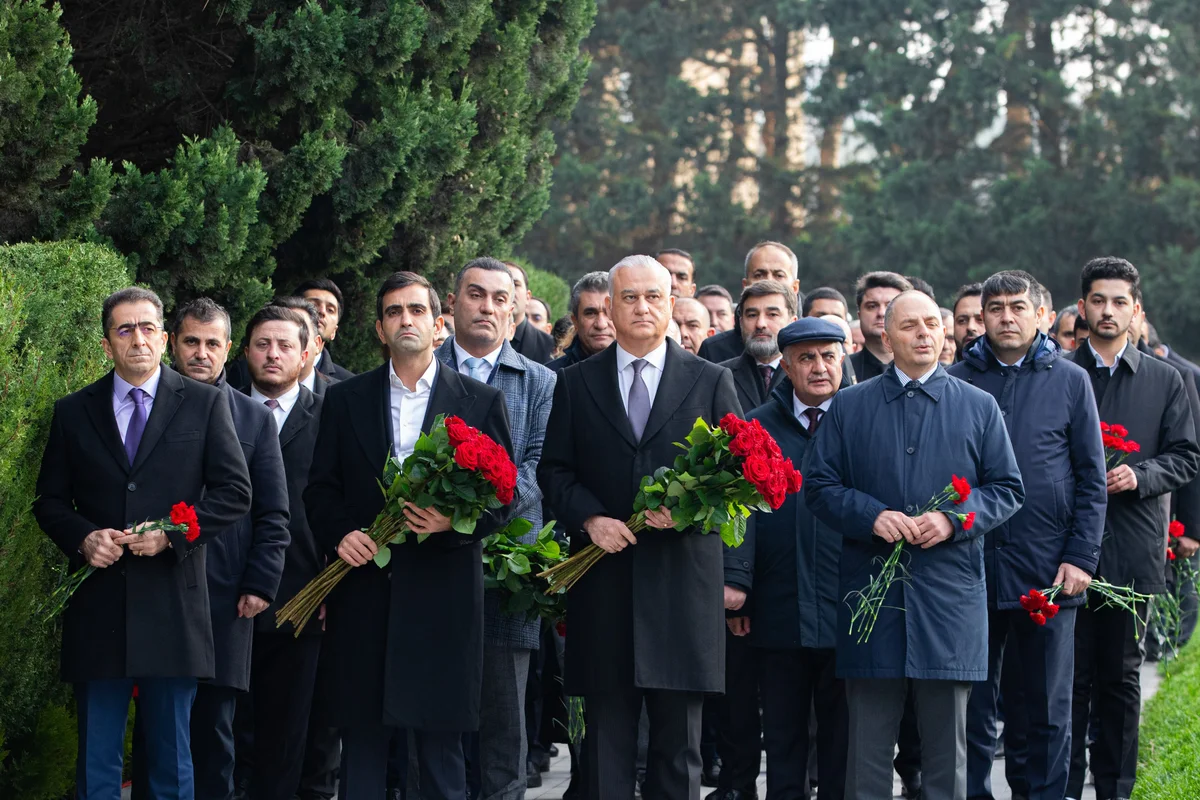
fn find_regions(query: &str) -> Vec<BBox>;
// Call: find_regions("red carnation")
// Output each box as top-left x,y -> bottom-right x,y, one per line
1030,611 -> 1047,626
1044,603 -> 1060,620
961,512 -> 976,531
1110,424 -> 1129,438
1124,440 -> 1141,454
1101,422 -> 1111,434
1019,593 -> 1041,611
1170,520 -> 1185,539
1168,548 -> 1177,562
170,502 -> 201,542
950,475 -> 972,505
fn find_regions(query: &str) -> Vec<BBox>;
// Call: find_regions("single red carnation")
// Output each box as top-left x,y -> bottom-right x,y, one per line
1044,603 -> 1060,620
962,512 -> 976,531
951,475 -> 972,505
1030,611 -> 1047,626
170,502 -> 201,542
1019,594 -> 1040,611
1101,422 -> 1111,434
1168,548 -> 1177,562
1124,440 -> 1141,454
1170,520 -> 1185,539
1110,424 -> 1129,438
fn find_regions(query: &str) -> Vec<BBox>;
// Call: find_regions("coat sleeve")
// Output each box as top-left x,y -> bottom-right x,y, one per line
950,395 -> 1024,542
238,412 -> 291,602
1061,373 -> 1107,573
723,513 -> 755,594
33,401 -> 100,557
804,392 -> 889,541
171,389 -> 253,559
1133,369 -> 1200,500
304,386 -> 360,555
508,371 -> 555,535
537,374 -> 609,535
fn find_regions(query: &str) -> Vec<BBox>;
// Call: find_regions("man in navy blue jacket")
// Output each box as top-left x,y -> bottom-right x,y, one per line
948,271 -> 1107,800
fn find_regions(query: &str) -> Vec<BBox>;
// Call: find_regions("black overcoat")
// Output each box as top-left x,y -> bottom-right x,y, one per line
305,362 -> 513,731
537,340 -> 743,695
34,368 -> 252,682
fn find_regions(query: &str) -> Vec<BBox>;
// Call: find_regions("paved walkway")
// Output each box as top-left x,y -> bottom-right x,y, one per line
528,661 -> 1163,800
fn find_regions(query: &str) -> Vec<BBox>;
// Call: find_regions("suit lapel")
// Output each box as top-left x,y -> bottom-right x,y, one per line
421,362 -> 476,432
278,386 -> 315,448
732,354 -> 763,409
84,371 -> 131,473
580,345 -> 638,449
131,367 -> 184,473
641,341 -> 704,444
351,363 -> 391,466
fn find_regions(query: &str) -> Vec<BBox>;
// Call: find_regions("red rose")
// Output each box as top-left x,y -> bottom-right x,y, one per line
783,459 -> 803,494
719,413 -> 746,436
1030,611 -> 1047,626
446,416 -> 475,447
1170,520 -> 1185,539
729,433 -> 755,458
1110,424 -> 1129,438
454,439 -> 483,471
742,454 -> 772,489
951,475 -> 972,505
766,472 -> 789,510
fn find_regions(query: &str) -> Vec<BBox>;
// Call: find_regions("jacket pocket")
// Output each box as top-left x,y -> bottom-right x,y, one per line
1053,475 -> 1075,530
185,553 -> 201,588
165,430 -> 202,442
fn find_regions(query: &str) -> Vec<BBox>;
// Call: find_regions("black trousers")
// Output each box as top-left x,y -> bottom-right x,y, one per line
966,607 -> 1076,800
758,647 -> 847,800
297,725 -> 341,800
249,633 -> 322,800
584,686 -> 702,800
342,725 -> 465,800
716,629 -> 762,793
1068,597 -> 1148,800
132,683 -> 238,800
894,684 -> 922,789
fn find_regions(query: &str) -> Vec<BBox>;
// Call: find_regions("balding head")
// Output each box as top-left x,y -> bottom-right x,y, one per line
882,290 -> 946,377
673,297 -> 714,354
608,255 -> 676,356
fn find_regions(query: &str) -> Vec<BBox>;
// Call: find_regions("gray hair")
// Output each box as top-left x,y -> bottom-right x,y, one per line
103,287 -> 164,335
172,297 -> 232,342
609,255 -> 670,296
569,271 -> 611,316
744,241 -> 798,278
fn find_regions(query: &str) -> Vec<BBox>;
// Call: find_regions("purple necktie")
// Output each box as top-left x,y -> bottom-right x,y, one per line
803,407 -> 823,434
628,359 -> 651,441
759,364 -> 775,394
125,387 -> 148,465
264,398 -> 280,410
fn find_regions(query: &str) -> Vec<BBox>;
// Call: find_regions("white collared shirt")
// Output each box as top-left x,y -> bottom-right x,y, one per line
1089,340 -> 1128,376
113,366 -> 163,443
793,395 -> 834,431
894,363 -> 939,386
616,340 -> 668,413
300,369 -> 316,393
251,382 -> 302,432
390,357 -> 438,461
454,340 -> 503,385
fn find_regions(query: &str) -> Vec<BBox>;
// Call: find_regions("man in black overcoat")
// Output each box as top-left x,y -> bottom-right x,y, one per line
507,261 -> 556,364
538,255 -> 742,799
34,287 -> 252,800
305,271 -> 514,800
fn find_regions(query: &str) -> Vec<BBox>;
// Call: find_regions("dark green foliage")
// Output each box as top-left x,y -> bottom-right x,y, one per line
521,262 -> 570,319
0,241 -> 131,798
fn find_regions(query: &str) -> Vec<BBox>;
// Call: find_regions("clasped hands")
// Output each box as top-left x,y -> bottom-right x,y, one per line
337,503 -> 453,567
81,526 -> 171,567
873,509 -> 954,549
584,507 -> 674,554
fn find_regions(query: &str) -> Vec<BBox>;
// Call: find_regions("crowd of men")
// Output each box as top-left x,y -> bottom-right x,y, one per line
34,244 -> 1200,800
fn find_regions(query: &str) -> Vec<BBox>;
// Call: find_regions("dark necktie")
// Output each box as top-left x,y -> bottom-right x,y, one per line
758,364 -> 775,394
124,387 -> 148,465
803,407 -> 823,434
628,359 -> 651,441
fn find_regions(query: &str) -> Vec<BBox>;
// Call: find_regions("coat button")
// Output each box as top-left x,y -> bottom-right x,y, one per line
127,482 -> 137,492
906,504 -> 916,514
906,391 -> 915,398
906,446 -> 915,454
742,561 -> 750,568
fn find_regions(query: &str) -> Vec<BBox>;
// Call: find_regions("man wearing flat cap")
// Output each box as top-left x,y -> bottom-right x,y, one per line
723,318 -> 850,798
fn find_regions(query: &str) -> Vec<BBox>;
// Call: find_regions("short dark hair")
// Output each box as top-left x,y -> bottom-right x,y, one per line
981,270 -> 1038,307
172,297 -> 231,341
530,297 -> 551,317
455,256 -> 515,294
245,304 -> 311,350
569,271 -> 611,316
854,272 -> 912,309
376,271 -> 441,321
739,279 -> 797,317
905,276 -> 936,301
551,315 -> 574,343
1074,314 -> 1090,335
655,248 -> 694,269
1081,257 -> 1140,300
503,261 -> 528,284
293,278 -> 345,319
1038,283 -> 1053,310
952,283 -> 984,315
696,284 -> 734,304
802,286 -> 848,316
103,287 -> 164,336
269,296 -> 319,347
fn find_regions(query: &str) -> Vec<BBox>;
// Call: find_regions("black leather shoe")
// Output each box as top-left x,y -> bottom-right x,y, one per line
548,743 -> 560,757
901,781 -> 922,799
526,761 -> 543,788
386,789 -> 404,800
531,750 -> 552,772
701,758 -> 722,787
705,790 -> 757,800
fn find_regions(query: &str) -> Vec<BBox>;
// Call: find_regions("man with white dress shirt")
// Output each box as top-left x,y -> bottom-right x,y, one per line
305,272 -> 514,800
436,257 -> 557,800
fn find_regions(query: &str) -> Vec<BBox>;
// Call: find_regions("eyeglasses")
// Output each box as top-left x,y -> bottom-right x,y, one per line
111,323 -> 163,339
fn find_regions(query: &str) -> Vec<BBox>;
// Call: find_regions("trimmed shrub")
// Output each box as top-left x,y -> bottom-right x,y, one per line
522,263 -> 571,321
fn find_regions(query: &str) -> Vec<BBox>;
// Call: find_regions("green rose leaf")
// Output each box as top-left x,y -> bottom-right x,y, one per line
373,547 -> 392,568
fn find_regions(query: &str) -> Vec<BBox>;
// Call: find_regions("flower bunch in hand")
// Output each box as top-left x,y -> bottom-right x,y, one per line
539,415 -> 802,594
1023,580 -> 1152,636
482,519 -> 566,621
40,502 -> 200,621
275,414 -> 515,635
1101,422 -> 1140,469
848,475 -> 972,644
1019,588 -> 1061,625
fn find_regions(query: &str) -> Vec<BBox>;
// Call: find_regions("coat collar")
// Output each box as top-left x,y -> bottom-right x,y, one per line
880,363 -> 949,403
963,331 -> 1059,373
437,336 -> 527,375
277,384 -> 317,447
1072,337 -> 1141,374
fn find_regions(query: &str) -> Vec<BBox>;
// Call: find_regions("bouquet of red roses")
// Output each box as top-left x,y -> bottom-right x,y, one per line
276,414 -> 516,634
847,475 -> 974,643
41,502 -> 200,621
1101,422 -> 1140,470
538,414 -> 802,594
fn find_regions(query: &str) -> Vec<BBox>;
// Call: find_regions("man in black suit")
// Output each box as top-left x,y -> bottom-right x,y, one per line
847,272 -> 912,382
305,271 -> 514,800
547,271 -> 614,372
538,255 -> 742,798
506,261 -> 555,364
34,287 -> 252,800
161,298 -> 291,800
236,304 -> 327,800
697,241 -> 802,364
297,278 -> 356,380
720,280 -> 797,413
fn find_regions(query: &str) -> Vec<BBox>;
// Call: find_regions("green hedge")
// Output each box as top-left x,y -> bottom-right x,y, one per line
510,258 -> 570,321
1133,637 -> 1200,799
0,241 -> 131,799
